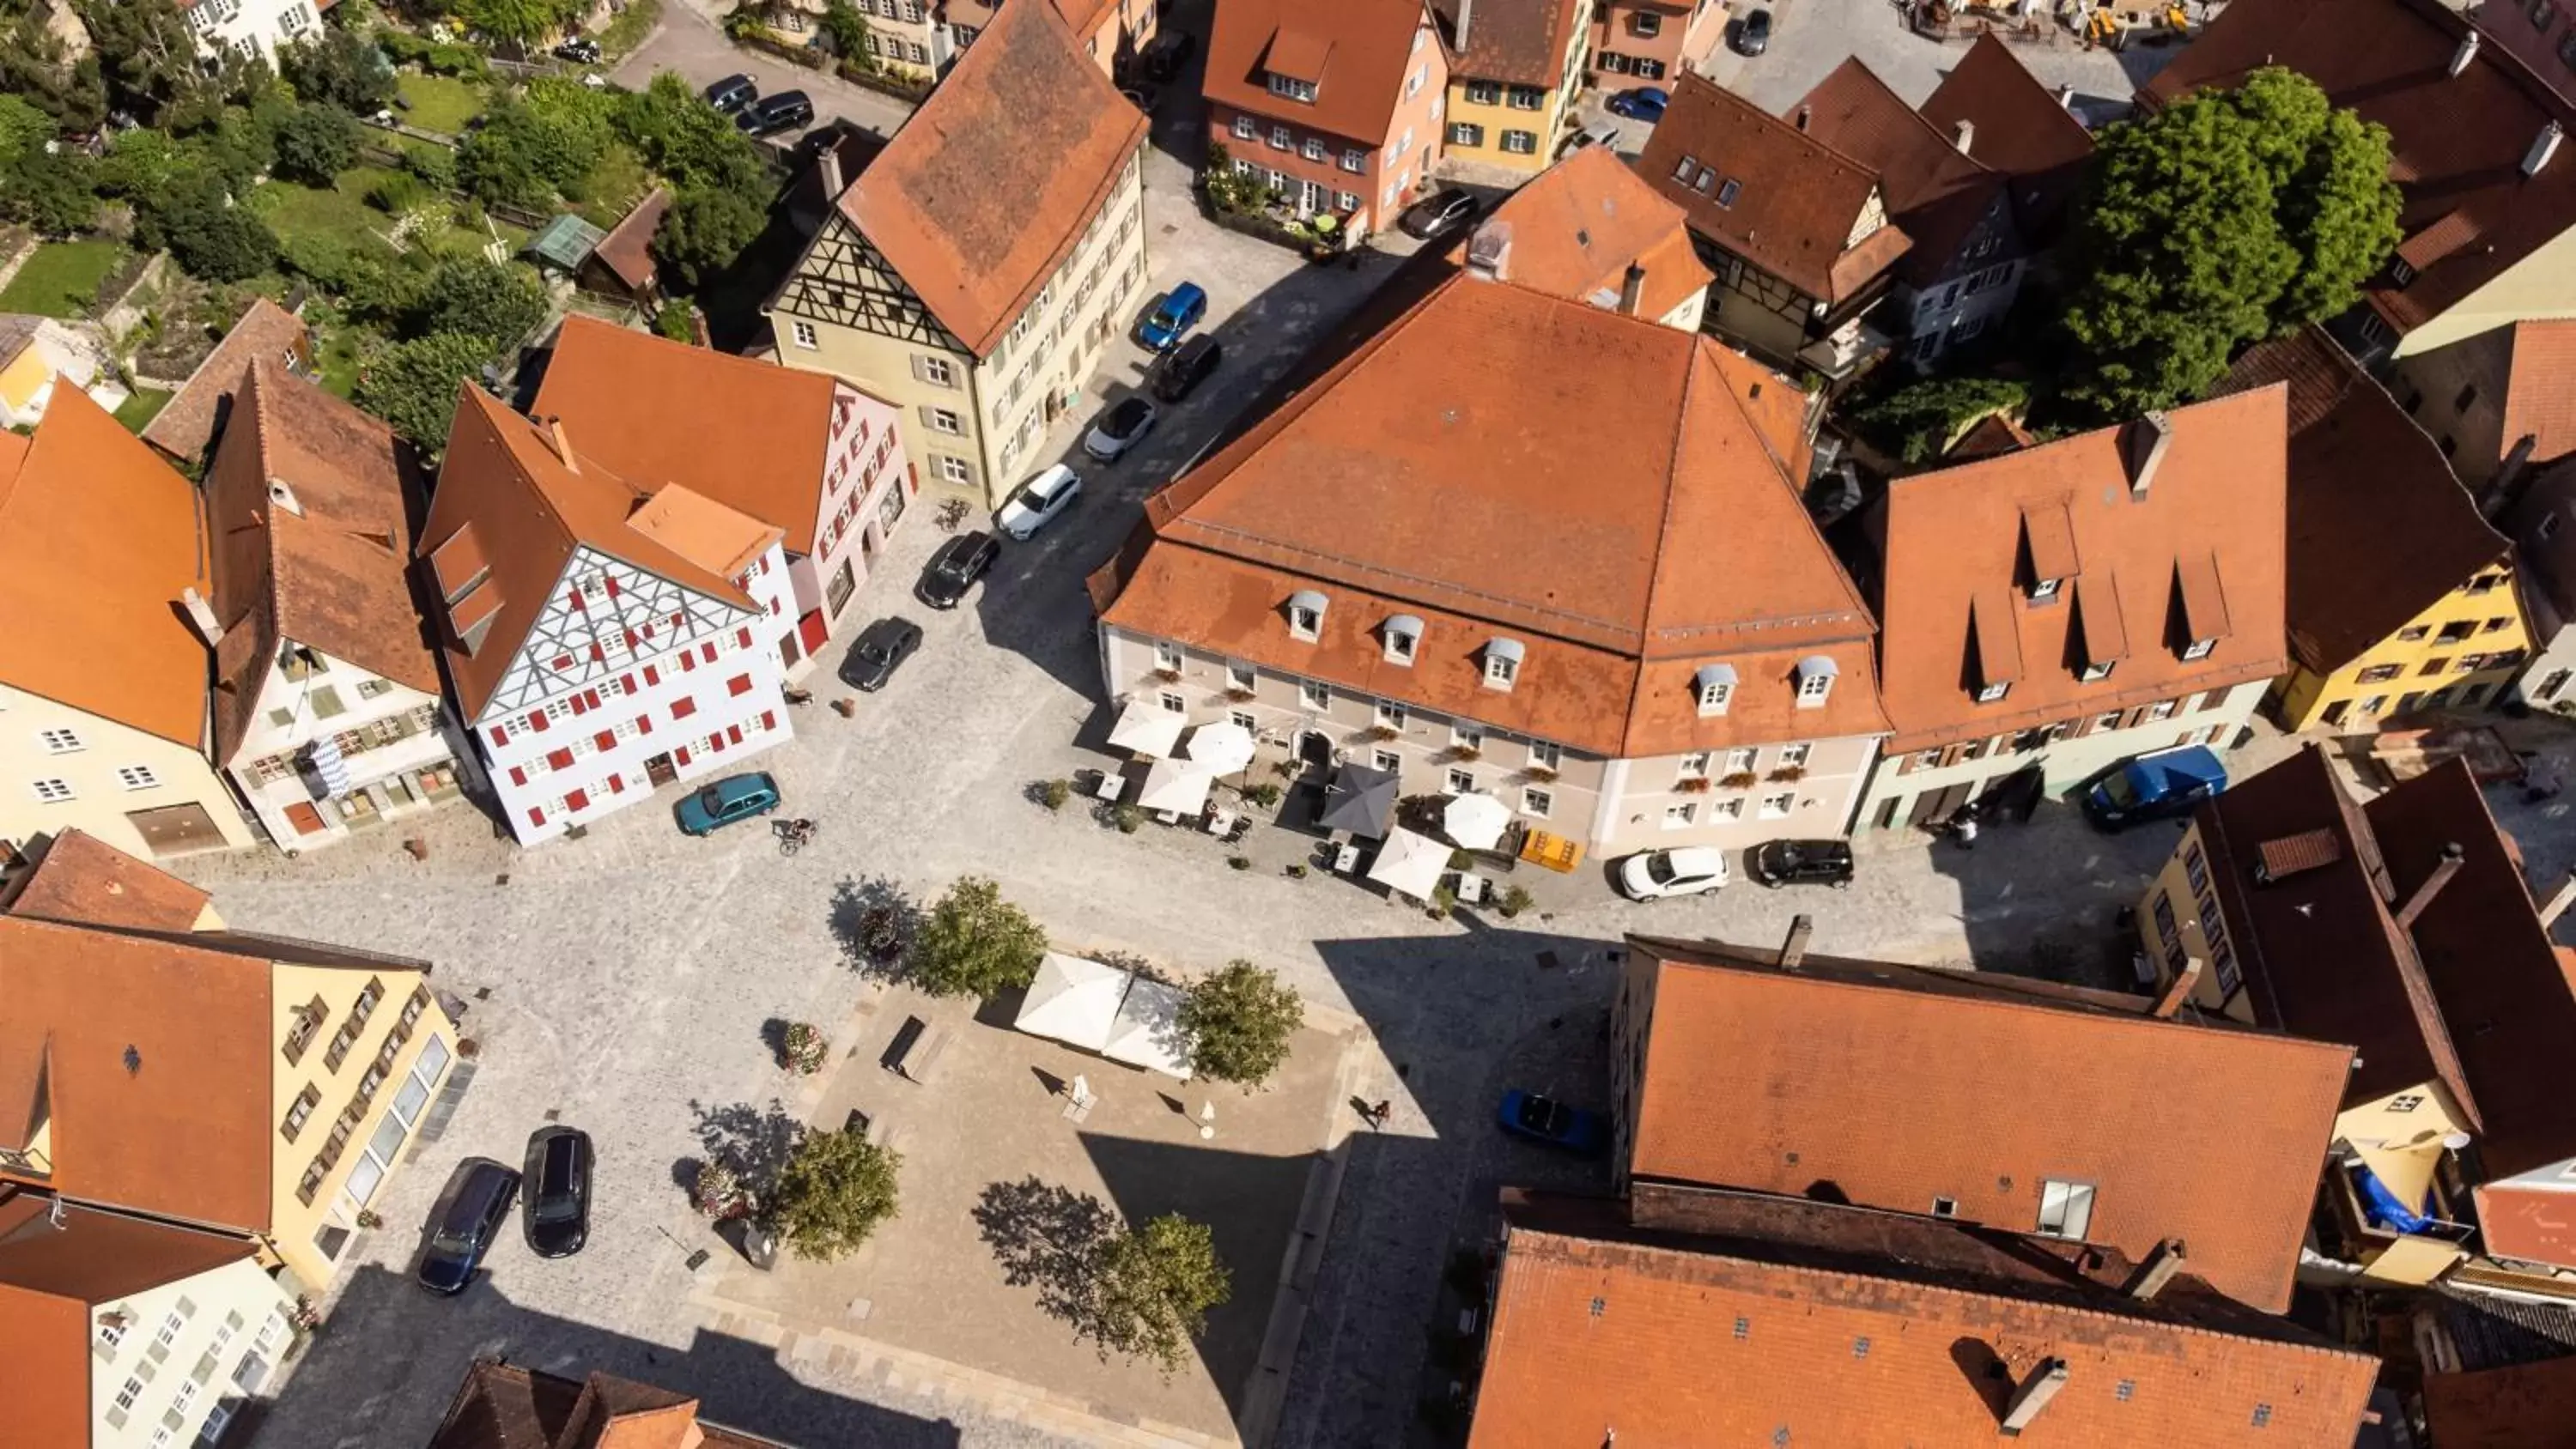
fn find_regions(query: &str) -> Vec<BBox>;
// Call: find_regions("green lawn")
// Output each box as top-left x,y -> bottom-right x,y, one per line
571,143 -> 653,228
0,240 -> 122,318
112,388 -> 172,433
251,175 -> 400,258
395,73 -> 488,135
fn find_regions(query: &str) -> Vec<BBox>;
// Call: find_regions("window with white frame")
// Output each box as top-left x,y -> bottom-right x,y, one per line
1695,664 -> 1735,716
37,727 -> 82,753
1485,640 -> 1523,689
1339,191 -> 1363,210
1154,641 -> 1183,673
921,355 -> 956,386
1374,749 -> 1401,773
1679,751 -> 1710,779
1528,739 -> 1560,771
2183,637 -> 2216,660
1233,114 -> 1258,141
1759,791 -> 1794,819
1226,660 -> 1256,693
2148,700 -> 2177,721
115,1377 -> 144,1411
790,320 -> 817,349
1724,747 -> 1756,775
1448,767 -> 1476,793
1376,700 -> 1407,731
1522,786 -> 1552,816
1300,680 -> 1331,711
1230,710 -> 1258,731
1270,124 -> 1292,149
1159,691 -> 1185,712
156,1309 -> 185,1349
1452,721 -> 1484,751
1502,130 -> 1538,155
1778,743 -> 1810,768
1383,615 -> 1421,664
1288,592 -> 1327,640
937,456 -> 971,486
1303,137 -> 1327,161
1795,656 -> 1838,707
116,765 -> 159,790
1267,73 -> 1318,102
2080,660 -> 2115,683
1340,147 -> 1367,173
30,778 -> 72,803
930,407 -> 963,434
2035,1179 -> 2095,1239
170,1379 -> 199,1416
1712,797 -> 1744,820
1663,802 -> 1696,828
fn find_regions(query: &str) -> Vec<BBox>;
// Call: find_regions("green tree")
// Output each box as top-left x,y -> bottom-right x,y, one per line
459,91 -> 605,207
271,105 -> 360,185
818,0 -> 869,56
651,182 -> 763,290
160,196 -> 279,282
904,876 -> 1047,998
407,257 -> 545,348
78,0 -> 262,130
445,0 -> 586,46
616,73 -> 765,192
279,26 -> 398,114
0,3 -> 107,130
763,1128 -> 901,1262
1852,375 -> 2032,464
1176,961 -> 1303,1088
356,330 -> 491,448
1089,1215 -> 1231,1373
3,145 -> 100,235
0,94 -> 51,171
2057,67 -> 2400,421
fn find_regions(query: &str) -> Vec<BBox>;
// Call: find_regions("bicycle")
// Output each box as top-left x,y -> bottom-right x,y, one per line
775,817 -> 820,857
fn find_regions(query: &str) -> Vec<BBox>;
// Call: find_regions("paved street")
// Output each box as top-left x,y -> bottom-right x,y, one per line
612,0 -> 916,141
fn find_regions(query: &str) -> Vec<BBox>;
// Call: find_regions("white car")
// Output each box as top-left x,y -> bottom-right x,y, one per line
996,464 -> 1084,540
1083,396 -> 1159,462
1616,846 -> 1730,900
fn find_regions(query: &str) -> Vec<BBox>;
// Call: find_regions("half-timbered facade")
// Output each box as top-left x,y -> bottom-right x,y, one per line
767,0 -> 1152,511
422,390 -> 796,846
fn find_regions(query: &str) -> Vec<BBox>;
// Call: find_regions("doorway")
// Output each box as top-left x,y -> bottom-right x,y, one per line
645,752 -> 678,787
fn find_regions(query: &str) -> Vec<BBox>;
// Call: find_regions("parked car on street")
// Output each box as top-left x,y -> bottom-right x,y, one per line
706,73 -> 758,114
1747,838 -> 1856,888
1398,186 -> 1480,239
1571,125 -> 1622,152
844,617 -> 923,691
521,1126 -> 592,1258
1140,30 -> 1196,82
919,530 -> 998,609
417,1160 -> 519,1295
1137,282 -> 1206,350
1152,334 -> 1224,402
2081,744 -> 2227,833
736,90 -> 814,136
1616,845 -> 1729,899
1084,397 -> 1159,461
676,772 -> 783,836
1733,8 -> 1772,54
552,37 -> 603,64
1607,86 -> 1668,122
997,464 -> 1084,538
1497,1090 -> 1607,1155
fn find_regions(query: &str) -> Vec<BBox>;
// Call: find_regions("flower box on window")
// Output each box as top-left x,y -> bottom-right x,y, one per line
1768,766 -> 1807,784
1718,770 -> 1759,790
1676,776 -> 1713,793
1522,764 -> 1558,783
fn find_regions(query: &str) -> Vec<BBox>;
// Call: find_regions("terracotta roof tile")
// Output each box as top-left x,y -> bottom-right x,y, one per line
430,1360 -> 797,1449
0,387 -> 212,746
1462,146 -> 1712,321
2472,1180 -> 2576,1274
1870,388 -> 2291,751
1093,274 -> 1888,758
2503,318 -> 2576,470
841,0 -> 1146,357
141,296 -> 311,464
2,828 -> 214,931
1435,0 -> 1581,88
1623,935 -> 2354,1312
1206,0 -> 1434,146
590,188 -> 670,294
1639,72 -> 1910,302
1920,33 -> 2095,241
2141,0 -> 2576,339
2422,1355 -> 2576,1448
1793,57 -> 2015,287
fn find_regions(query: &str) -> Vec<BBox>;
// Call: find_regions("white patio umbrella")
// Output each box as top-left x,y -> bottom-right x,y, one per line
1368,826 -> 1451,900
1013,952 -> 1127,1050
1108,700 -> 1187,757
1443,791 -> 1512,850
1181,720 -> 1255,775
1103,976 -> 1194,1080
1136,758 -> 1216,815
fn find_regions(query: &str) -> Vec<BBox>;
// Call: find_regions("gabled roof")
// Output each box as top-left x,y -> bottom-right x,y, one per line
1920,33 -> 2095,242
141,296 -> 311,464
421,389 -> 765,721
2141,0 -> 2576,341
1435,0 -> 1582,88
2423,1354 -> 2576,1449
204,360 -> 441,765
534,316 -> 849,556
0,386 -> 212,747
1,828 -> 215,932
840,0 -> 1147,358
429,1360 -> 796,1449
589,188 -> 670,293
1622,933 -> 2353,1312
1456,146 -> 1713,321
1792,57 -> 2015,287
1206,0 -> 1437,147
1091,273 -> 1890,758
2217,327 -> 2507,674
1470,1195 -> 2382,1447
1870,387 -> 2291,751
1638,72 -> 1911,303
2502,318 -> 2576,472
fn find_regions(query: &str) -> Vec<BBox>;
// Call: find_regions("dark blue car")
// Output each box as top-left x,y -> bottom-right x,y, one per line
1137,282 -> 1206,350
1607,87 -> 1668,122
677,772 -> 782,836
1498,1089 -> 1607,1156
417,1160 -> 519,1296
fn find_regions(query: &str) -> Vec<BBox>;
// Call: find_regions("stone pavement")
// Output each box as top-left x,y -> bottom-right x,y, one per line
611,0 -> 915,141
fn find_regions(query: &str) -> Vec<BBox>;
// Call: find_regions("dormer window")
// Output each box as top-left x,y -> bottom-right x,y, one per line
2080,661 -> 2115,682
1694,663 -> 1737,717
1977,682 -> 2011,704
2030,577 -> 2061,603
1794,655 -> 1837,708
1286,589 -> 1328,641
1267,73 -> 1318,103
1383,614 -> 1423,666
1484,638 -> 1525,690
2183,638 -> 2215,661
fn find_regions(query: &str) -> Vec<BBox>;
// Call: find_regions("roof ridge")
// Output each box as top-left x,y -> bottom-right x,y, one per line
1823,54 -> 2006,182
556,313 -> 834,401
1619,338 -> 1710,755
1697,71 -> 1885,187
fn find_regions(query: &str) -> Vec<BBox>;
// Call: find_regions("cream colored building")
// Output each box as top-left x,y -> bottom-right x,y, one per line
768,0 -> 1151,512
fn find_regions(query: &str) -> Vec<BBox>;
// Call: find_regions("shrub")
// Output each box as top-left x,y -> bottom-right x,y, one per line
1244,782 -> 1282,809
1041,779 -> 1072,811
162,201 -> 279,283
1114,803 -> 1143,834
782,1022 -> 829,1075
1498,884 -> 1533,919
653,303 -> 694,342
402,143 -> 459,192
693,1161 -> 749,1218
272,105 -> 361,186
366,171 -> 428,214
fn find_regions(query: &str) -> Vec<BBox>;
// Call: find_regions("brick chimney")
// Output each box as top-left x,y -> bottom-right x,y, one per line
2149,954 -> 2202,1019
817,138 -> 844,199
2123,1238 -> 2188,1300
179,586 -> 224,648
1618,262 -> 1647,316
2395,842 -> 2466,931
1777,914 -> 1813,971
2000,1359 -> 2069,1437
1466,221 -> 1512,282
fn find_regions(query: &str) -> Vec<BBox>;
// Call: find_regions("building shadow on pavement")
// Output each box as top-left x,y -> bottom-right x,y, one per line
1920,792 -> 2192,991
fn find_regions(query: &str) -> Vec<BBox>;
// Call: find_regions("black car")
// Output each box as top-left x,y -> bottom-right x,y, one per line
1747,838 -> 1856,889
845,616 -> 924,691
1141,30 -> 1197,82
705,73 -> 759,114
738,90 -> 815,136
417,1160 -> 519,1295
1151,334 -> 1223,403
551,36 -> 602,64
1398,186 -> 1480,239
920,530 -> 999,610
1733,8 -> 1771,55
521,1126 -> 592,1258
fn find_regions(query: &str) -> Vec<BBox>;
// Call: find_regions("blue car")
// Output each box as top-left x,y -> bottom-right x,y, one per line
676,771 -> 782,836
1498,1089 -> 1607,1156
2080,744 -> 2226,834
1607,87 -> 1668,122
1137,282 -> 1206,350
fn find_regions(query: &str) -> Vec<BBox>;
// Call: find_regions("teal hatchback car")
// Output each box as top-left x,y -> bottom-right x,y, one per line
677,772 -> 781,836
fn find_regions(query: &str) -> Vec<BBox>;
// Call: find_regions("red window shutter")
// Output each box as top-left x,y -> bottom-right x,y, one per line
570,692 -> 588,716
637,713 -> 653,735
644,664 -> 659,686
672,698 -> 697,720
547,748 -> 574,770
585,688 -> 601,709
554,654 -> 574,671
530,806 -> 546,826
569,587 -> 584,611
566,788 -> 589,811
622,672 -> 637,694
762,711 -> 775,731
737,627 -> 753,649
595,730 -> 615,751
528,710 -> 550,733
589,643 -> 605,662
680,651 -> 696,672
609,773 -> 625,794
509,765 -> 526,785
702,642 -> 718,664
605,574 -> 620,597
676,746 -> 691,766
671,610 -> 685,631
728,724 -> 744,744
728,673 -> 753,697
489,722 -> 509,746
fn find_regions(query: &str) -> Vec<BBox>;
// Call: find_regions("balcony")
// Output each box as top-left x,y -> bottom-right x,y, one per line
2324,1151 -> 2475,1285
1798,318 -> 1891,379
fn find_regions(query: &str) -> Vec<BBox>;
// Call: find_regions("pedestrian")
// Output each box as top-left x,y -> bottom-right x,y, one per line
1953,809 -> 1980,851
1370,1099 -> 1393,1129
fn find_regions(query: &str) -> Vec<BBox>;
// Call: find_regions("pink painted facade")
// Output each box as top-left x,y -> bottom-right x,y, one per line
786,383 -> 915,671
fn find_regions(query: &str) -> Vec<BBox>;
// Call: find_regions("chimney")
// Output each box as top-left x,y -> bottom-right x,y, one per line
2000,1359 -> 2070,1437
2149,954 -> 2203,1019
2123,1238 -> 2188,1300
545,417 -> 580,473
1618,262 -> 1647,316
1795,104 -> 1812,132
1777,913 -> 1814,971
2123,411 -> 2172,499
1466,221 -> 1512,282
2395,842 -> 2468,930
2054,82 -> 2076,109
1952,118 -> 1975,155
2542,866 -> 2576,928
2450,29 -> 2481,77
1456,0 -> 1473,52
817,139 -> 844,200
179,586 -> 224,648
2525,120 -> 2564,178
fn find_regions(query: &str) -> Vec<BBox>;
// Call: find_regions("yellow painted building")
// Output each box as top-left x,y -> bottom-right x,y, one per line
2270,564 -> 2532,732
1443,0 -> 1595,175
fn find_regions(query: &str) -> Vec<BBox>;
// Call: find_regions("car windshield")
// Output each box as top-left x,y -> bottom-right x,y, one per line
1153,300 -> 1185,325
1013,484 -> 1052,510
533,1192 -> 580,1224
2099,771 -> 2142,808
428,1224 -> 477,1254
1645,854 -> 1680,885
694,787 -> 723,813
859,638 -> 892,662
936,545 -> 975,576
1516,1096 -> 1566,1134
1110,401 -> 1148,431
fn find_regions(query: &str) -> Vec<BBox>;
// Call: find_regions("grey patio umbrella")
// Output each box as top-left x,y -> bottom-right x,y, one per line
1317,762 -> 1400,839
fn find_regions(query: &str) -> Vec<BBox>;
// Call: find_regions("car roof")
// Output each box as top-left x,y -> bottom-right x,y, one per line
538,1130 -> 585,1179
1168,281 -> 1206,303
1667,846 -> 1728,870
1175,333 -> 1218,359
1030,464 -> 1078,489
443,1162 -> 513,1224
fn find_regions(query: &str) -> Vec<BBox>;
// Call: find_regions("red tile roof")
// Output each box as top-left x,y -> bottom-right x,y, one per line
589,189 -> 669,294
1793,57 -> 2014,288
1091,274 -> 1889,758
1921,33 -> 2095,241
2141,0 -> 2576,340
2,828 -> 212,931
2472,1180 -> 2576,1274
1461,146 -> 1712,321
2504,318 -> 2576,470
839,0 -> 1146,358
1638,72 -> 1911,303
2422,1354 -> 2576,1448
140,296 -> 311,464
1206,0 -> 1437,146
1623,934 -> 2354,1312
1436,0 -> 1582,88
430,1360 -> 795,1449
1869,387 -> 2291,752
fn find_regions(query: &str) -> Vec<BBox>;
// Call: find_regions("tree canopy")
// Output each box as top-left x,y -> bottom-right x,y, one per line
76,0 -> 263,130
765,1128 -> 902,1261
653,183 -> 765,291
1176,961 -> 1304,1088
408,257 -> 548,351
358,331 -> 494,450
280,27 -> 399,114
2057,67 -> 2401,421
443,0 -> 589,45
270,105 -> 360,186
1089,1215 -> 1231,1373
905,876 -> 1048,998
